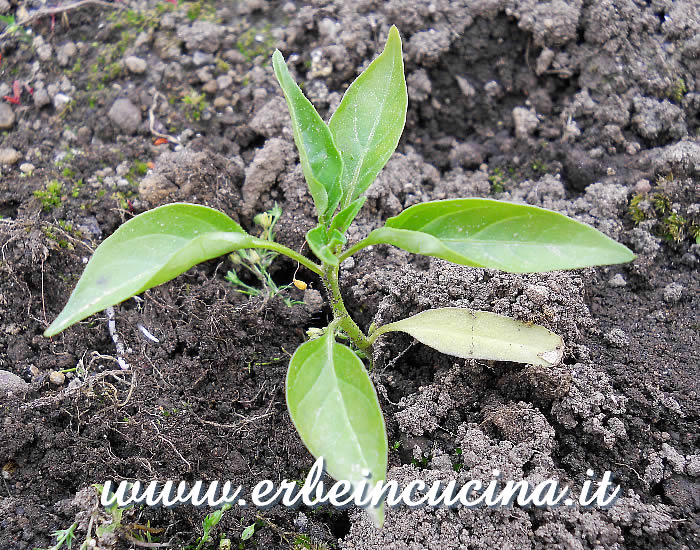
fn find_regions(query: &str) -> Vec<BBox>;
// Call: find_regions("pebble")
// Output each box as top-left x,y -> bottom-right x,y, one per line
604,328 -> 629,347
33,88 -> 51,108
202,80 -> 218,94
634,179 -> 651,194
217,74 -> 233,90
213,96 -> 229,109
525,284 -> 550,304
49,371 -> 66,385
19,163 -> 35,174
609,274 -> 627,287
513,106 -> 539,139
193,51 -> 215,66
0,370 -> 29,394
0,147 -> 21,165
0,103 -> 15,129
303,289 -> 323,313
53,93 -> 72,110
125,56 -> 147,74
57,42 -> 77,67
663,283 -> 684,303
108,98 -> 142,134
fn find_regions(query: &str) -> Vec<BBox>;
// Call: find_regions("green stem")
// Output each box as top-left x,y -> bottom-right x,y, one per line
323,263 -> 370,350
337,237 -> 372,264
249,239 -> 323,276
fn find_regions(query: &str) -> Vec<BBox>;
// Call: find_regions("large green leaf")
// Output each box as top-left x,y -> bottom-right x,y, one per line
286,328 -> 387,527
354,198 -> 635,273
370,307 -> 564,366
329,25 -> 407,205
272,50 -> 343,222
44,203 -> 254,337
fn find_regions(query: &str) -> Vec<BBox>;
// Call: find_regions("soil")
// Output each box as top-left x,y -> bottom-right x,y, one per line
0,1 -> 698,549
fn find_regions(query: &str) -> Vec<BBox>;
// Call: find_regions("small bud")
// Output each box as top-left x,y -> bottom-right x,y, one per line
248,250 -> 261,264
254,212 -> 272,228
293,279 -> 307,290
229,252 -> 242,265
306,327 -> 325,340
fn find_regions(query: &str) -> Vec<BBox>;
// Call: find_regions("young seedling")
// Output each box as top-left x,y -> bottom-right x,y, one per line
43,26 -> 635,527
225,203 -> 303,306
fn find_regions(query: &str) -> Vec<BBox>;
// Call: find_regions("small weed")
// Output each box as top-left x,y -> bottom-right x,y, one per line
292,534 -> 331,550
34,181 -> 63,211
669,78 -> 687,103
32,523 -> 78,550
531,159 -> 548,173
182,90 -> 207,121
225,204 -> 304,307
194,504 -> 232,550
0,14 -> 32,42
488,167 -> 506,194
216,57 -> 231,73
236,25 -> 276,62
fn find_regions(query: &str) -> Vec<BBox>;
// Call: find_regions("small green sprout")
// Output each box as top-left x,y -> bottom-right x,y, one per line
196,504 -> 232,550
33,523 -> 78,550
34,181 -> 64,211
225,204 -> 303,306
43,26 -> 635,528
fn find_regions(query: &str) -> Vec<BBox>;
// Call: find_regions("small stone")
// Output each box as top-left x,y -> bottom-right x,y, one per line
193,51 -> 215,66
0,147 -> 21,165
455,75 -> 476,98
36,43 -> 53,62
604,328 -> 629,347
663,283 -> 684,303
223,49 -> 246,64
108,98 -> 142,134
33,88 -> 51,108
217,74 -> 233,90
605,328 -> 630,348
49,371 -> 65,385
77,126 -> 92,144
124,56 -> 147,74
196,66 -> 213,83
57,42 -> 77,67
687,455 -> 700,477
0,103 -> 15,129
0,370 -> 29,394
213,96 -> 229,109
513,106 -> 539,139
525,284 -> 550,305
303,289 -> 323,313
19,163 -> 35,174
634,179 -> 651,194
609,274 -> 627,287
53,93 -> 72,111
202,80 -> 218,94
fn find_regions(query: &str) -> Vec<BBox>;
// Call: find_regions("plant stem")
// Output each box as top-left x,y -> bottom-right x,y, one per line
249,239 -> 323,276
337,237 -> 372,264
323,263 -> 370,350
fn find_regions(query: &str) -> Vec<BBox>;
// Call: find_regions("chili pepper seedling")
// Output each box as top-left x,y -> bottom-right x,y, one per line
44,26 -> 635,527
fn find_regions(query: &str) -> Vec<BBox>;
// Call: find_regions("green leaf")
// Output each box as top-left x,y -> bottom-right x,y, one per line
371,307 -> 564,366
272,50 -> 343,222
329,196 -> 367,235
359,198 -> 635,273
306,225 -> 339,266
44,203 -> 255,337
329,25 -> 407,205
286,328 -> 387,527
